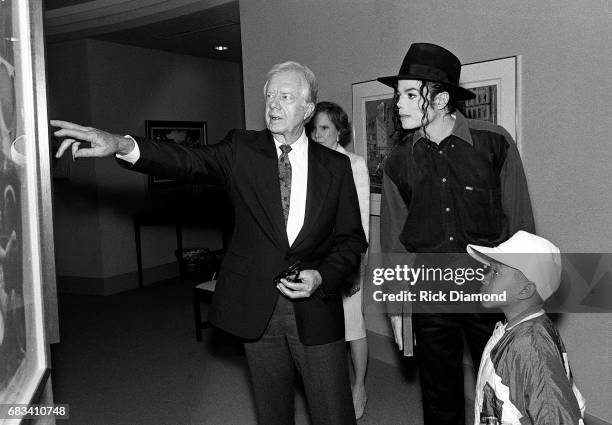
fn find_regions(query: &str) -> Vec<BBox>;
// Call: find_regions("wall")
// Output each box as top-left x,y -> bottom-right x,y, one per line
47,39 -> 104,278
240,0 -> 612,421
47,38 -> 244,293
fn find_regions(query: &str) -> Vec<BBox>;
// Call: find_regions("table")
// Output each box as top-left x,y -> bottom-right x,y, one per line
132,189 -> 232,287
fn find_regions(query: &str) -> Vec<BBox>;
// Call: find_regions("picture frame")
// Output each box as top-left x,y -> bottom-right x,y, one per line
352,56 -> 520,215
145,120 -> 207,189
0,0 -> 56,418
351,80 -> 396,216
459,56 -> 521,152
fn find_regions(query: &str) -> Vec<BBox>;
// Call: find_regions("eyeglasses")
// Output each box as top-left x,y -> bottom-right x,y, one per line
484,264 -> 531,284
484,264 -> 502,277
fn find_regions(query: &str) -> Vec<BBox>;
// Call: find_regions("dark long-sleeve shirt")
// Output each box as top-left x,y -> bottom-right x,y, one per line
381,111 -> 535,254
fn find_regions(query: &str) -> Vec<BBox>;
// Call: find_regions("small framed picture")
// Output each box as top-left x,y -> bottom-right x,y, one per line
144,120 -> 207,188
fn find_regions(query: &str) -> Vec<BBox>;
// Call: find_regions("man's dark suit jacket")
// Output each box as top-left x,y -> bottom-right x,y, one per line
121,129 -> 367,345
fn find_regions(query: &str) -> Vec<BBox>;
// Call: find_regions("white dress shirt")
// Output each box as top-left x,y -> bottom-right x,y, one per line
117,132 -> 308,246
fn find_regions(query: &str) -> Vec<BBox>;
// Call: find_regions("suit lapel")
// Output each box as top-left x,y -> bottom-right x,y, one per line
291,141 -> 331,249
247,131 -> 290,249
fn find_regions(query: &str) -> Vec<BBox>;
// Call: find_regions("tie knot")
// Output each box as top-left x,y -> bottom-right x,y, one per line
279,144 -> 292,155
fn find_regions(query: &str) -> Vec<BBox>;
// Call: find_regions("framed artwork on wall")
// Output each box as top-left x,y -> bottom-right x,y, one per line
0,0 -> 57,420
459,56 -> 521,152
352,55 -> 521,215
144,120 -> 207,189
351,80 -> 397,217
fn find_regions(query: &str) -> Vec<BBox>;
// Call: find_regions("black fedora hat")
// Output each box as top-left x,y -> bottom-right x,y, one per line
378,42 -> 475,101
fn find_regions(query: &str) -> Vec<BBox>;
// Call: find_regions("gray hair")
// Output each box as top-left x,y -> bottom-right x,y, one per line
263,61 -> 318,104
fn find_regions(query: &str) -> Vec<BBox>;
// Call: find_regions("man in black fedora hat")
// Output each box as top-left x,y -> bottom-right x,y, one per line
378,43 -> 535,424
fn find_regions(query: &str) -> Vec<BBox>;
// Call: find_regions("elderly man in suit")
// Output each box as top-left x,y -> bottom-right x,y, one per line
52,61 -> 367,425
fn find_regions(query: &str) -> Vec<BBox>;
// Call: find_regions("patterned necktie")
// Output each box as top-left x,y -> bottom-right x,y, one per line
278,144 -> 292,226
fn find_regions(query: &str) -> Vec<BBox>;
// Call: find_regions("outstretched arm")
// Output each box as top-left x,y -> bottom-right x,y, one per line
51,120 -> 237,184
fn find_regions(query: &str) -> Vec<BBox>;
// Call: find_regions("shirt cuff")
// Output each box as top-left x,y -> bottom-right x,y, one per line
115,135 -> 140,164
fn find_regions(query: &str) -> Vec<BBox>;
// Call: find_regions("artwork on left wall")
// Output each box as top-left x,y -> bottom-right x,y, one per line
0,0 -> 56,418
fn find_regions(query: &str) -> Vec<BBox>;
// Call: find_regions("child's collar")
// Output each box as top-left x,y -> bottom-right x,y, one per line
505,304 -> 545,330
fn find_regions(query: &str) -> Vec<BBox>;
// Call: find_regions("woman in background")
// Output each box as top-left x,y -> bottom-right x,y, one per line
308,101 -> 370,419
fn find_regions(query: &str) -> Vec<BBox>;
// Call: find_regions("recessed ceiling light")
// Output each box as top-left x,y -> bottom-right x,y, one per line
214,45 -> 229,51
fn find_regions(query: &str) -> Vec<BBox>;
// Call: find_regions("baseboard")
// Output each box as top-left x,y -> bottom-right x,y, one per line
57,275 -> 105,295
103,262 -> 179,295
57,262 -> 179,296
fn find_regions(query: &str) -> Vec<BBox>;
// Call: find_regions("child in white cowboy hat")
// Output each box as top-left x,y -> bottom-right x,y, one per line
467,230 -> 585,425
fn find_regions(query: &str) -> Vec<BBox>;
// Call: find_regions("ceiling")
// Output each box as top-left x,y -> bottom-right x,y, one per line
44,0 -> 242,63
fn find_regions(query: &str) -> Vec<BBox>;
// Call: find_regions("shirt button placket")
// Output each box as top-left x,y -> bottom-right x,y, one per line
436,140 -> 456,248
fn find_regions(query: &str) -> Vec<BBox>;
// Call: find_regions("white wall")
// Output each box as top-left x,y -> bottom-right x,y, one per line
240,0 -> 612,421
48,39 -> 244,288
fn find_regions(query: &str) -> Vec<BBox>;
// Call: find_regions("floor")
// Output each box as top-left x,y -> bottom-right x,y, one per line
50,277 -> 448,425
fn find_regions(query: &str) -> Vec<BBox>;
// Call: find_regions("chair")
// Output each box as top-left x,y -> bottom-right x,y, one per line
175,248 -> 225,341
174,247 -> 218,284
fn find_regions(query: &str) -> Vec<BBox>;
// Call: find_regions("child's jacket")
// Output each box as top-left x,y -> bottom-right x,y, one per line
474,309 -> 585,424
